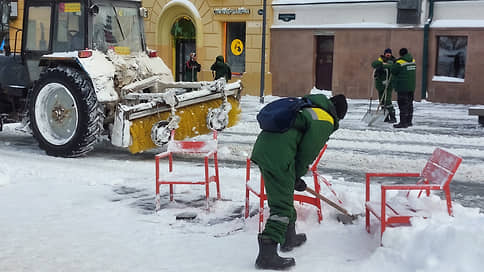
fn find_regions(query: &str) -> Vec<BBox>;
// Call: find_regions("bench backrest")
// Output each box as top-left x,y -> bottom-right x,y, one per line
421,148 -> 462,187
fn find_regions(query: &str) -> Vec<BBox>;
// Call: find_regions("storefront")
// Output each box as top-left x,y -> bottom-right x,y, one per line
142,0 -> 272,96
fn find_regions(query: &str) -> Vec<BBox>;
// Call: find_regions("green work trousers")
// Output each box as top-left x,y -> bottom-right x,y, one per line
259,161 -> 297,244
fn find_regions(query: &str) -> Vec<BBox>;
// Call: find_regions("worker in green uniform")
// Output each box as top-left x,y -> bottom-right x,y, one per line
210,55 -> 232,81
391,48 -> 417,128
371,48 -> 397,123
251,94 -> 348,270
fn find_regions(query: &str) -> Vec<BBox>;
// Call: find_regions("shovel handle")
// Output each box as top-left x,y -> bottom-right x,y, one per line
305,187 -> 353,217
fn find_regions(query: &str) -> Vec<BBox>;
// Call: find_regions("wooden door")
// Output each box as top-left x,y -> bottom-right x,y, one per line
316,36 -> 334,91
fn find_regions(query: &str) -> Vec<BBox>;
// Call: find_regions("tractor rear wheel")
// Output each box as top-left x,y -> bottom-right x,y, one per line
29,66 -> 103,157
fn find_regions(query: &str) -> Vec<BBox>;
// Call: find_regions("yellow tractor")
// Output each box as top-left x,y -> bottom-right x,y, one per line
0,0 -> 241,157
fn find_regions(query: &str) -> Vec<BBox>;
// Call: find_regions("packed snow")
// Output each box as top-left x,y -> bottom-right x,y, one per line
1,90 -> 483,271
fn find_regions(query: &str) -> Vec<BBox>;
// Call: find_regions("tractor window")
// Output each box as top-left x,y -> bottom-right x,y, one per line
92,5 -> 142,54
53,2 -> 85,52
25,6 -> 52,51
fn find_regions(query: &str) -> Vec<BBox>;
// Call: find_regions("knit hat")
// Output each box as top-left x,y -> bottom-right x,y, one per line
329,94 -> 348,120
384,48 -> 392,54
399,48 -> 408,56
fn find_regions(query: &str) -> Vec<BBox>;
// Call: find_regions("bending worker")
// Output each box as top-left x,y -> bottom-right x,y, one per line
251,94 -> 348,269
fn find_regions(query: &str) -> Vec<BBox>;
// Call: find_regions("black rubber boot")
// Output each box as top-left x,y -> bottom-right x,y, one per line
394,113 -> 409,128
280,222 -> 307,252
255,234 -> 296,270
385,109 -> 397,123
393,122 -> 408,128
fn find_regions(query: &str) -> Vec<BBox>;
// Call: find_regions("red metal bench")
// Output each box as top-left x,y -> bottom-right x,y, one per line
245,145 -> 344,232
155,130 -> 220,211
365,148 -> 462,241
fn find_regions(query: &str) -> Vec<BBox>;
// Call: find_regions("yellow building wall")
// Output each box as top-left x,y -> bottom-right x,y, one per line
8,0 -> 24,52
142,0 -> 272,96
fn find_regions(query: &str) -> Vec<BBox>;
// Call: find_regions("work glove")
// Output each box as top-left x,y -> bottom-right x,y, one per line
294,177 -> 307,192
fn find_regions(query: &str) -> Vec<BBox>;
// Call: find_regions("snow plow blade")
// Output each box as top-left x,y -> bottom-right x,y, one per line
112,77 -> 242,154
129,96 -> 240,153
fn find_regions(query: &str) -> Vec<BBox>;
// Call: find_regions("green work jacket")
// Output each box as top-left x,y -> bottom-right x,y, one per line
251,94 -> 339,179
371,55 -> 395,91
391,53 -> 416,93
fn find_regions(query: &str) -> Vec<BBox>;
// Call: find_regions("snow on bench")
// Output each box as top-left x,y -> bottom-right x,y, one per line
468,107 -> 484,125
365,148 -> 462,243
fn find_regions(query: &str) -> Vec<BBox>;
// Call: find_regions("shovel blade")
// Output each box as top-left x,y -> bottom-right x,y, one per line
367,111 -> 388,126
361,110 -> 374,123
362,110 -> 389,126
361,109 -> 381,124
336,214 -> 360,225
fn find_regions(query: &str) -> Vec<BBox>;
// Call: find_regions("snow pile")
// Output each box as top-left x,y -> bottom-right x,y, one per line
370,209 -> 484,272
0,165 -> 9,186
0,94 -> 483,271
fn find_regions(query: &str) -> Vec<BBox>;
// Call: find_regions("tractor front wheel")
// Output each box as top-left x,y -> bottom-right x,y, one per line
29,66 -> 103,157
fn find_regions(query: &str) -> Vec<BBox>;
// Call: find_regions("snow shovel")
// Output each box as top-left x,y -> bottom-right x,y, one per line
361,70 -> 390,126
305,187 -> 360,224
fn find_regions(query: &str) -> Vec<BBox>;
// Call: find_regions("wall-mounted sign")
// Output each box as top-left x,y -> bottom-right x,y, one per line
214,8 -> 250,15
10,1 -> 18,18
231,39 -> 244,56
278,13 -> 296,22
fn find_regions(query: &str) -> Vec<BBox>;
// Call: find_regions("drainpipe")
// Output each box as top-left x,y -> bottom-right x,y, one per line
421,0 -> 434,100
260,0 -> 267,104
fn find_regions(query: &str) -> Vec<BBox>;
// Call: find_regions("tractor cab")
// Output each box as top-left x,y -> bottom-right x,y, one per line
18,0 -> 146,84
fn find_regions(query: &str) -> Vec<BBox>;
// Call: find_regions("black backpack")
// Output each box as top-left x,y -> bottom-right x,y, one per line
256,97 -> 313,133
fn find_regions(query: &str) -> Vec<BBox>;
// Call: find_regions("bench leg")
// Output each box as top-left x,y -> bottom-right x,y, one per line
155,193 -> 160,212
169,184 -> 174,201
444,187 -> 453,216
365,207 -> 370,233
214,154 -> 221,200
245,188 -> 250,219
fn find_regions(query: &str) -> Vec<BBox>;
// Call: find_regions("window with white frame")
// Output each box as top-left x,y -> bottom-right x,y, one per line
436,36 -> 467,79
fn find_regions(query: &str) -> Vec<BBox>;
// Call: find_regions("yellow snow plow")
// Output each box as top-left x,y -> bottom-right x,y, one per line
114,78 -> 242,154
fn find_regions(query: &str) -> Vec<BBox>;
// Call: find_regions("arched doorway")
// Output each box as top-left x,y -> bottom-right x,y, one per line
171,17 -> 196,81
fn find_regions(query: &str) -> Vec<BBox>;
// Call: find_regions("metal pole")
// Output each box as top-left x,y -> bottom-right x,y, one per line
421,0 -> 434,101
259,0 -> 267,104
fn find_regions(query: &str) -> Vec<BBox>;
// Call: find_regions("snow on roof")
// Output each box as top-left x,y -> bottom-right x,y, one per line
431,19 -> 484,28
271,23 -> 417,29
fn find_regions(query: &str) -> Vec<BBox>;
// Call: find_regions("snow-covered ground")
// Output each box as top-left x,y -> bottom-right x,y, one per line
1,91 -> 483,271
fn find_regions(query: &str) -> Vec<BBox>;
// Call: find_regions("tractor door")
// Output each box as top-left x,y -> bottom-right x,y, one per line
52,2 -> 85,52
22,0 -> 53,83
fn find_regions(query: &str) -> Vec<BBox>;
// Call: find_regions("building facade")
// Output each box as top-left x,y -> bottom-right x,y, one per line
271,0 -> 484,104
142,0 -> 272,96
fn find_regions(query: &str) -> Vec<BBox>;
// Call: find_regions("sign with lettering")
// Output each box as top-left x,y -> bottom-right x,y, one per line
214,8 -> 250,15
278,13 -> 296,22
60,2 -> 81,13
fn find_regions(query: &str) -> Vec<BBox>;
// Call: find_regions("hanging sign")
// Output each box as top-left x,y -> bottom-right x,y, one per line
231,39 -> 244,56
